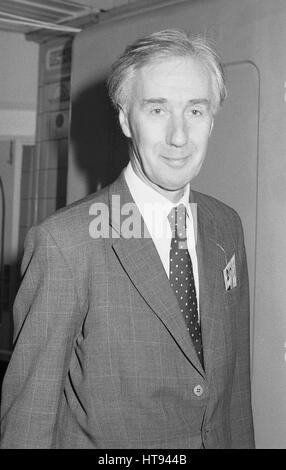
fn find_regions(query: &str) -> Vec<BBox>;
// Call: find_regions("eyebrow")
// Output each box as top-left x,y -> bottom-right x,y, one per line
141,98 -> 211,107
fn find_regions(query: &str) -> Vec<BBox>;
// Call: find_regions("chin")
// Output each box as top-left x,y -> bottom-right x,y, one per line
166,175 -> 195,189
159,180 -> 190,193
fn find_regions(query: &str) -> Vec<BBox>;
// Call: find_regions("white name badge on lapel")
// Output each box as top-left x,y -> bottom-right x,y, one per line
223,253 -> 237,291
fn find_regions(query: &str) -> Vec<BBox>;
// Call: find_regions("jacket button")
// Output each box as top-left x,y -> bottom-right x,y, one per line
193,384 -> 204,396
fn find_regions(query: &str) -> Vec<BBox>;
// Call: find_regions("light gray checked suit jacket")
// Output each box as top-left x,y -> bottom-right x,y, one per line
0,171 -> 255,448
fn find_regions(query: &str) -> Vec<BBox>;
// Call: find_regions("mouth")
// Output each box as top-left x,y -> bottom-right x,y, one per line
161,155 -> 190,167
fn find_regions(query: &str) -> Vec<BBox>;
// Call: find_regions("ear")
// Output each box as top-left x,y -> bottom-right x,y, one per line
209,118 -> 214,136
119,106 -> 132,138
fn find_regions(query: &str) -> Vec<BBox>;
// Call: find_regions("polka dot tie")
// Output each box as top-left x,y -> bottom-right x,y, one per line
168,204 -> 204,368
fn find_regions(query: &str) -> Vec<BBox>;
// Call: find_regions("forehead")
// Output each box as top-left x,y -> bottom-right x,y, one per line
131,56 -> 211,101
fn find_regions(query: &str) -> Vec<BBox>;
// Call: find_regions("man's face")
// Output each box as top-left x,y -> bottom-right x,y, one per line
119,56 -> 214,202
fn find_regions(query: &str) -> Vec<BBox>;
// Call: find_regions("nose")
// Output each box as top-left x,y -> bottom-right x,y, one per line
166,114 -> 188,148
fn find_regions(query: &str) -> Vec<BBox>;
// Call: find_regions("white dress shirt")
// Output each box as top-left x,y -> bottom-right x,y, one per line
124,162 -> 200,311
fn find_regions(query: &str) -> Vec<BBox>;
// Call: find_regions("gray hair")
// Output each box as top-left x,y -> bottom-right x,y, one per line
107,29 -> 227,115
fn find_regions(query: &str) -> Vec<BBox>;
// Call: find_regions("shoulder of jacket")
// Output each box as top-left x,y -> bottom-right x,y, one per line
192,189 -> 241,223
32,186 -> 110,247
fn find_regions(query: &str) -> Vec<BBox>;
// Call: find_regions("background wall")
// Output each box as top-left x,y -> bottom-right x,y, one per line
0,31 -> 39,354
0,30 -> 39,137
68,0 -> 286,448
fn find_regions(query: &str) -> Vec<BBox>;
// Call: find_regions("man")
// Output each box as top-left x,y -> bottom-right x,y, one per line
0,30 -> 255,448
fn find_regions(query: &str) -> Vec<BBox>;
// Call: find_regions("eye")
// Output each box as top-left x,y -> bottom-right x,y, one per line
150,106 -> 165,115
185,105 -> 208,118
191,108 -> 203,117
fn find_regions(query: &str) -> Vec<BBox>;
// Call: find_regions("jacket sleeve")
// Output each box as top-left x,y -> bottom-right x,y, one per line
229,213 -> 255,448
0,225 -> 82,448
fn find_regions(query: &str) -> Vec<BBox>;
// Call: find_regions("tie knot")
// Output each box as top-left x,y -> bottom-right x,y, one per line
168,204 -> 187,240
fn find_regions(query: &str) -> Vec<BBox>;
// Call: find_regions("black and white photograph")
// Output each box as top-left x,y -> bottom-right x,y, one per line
0,0 -> 285,451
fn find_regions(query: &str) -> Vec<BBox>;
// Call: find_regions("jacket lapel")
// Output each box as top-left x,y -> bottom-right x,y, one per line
109,174 -> 205,376
192,191 -> 228,377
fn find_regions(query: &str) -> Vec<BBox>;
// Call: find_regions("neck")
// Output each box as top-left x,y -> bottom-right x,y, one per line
130,159 -> 187,204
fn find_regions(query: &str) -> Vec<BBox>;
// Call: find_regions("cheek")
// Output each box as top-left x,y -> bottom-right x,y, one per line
192,125 -> 212,146
134,122 -> 162,151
